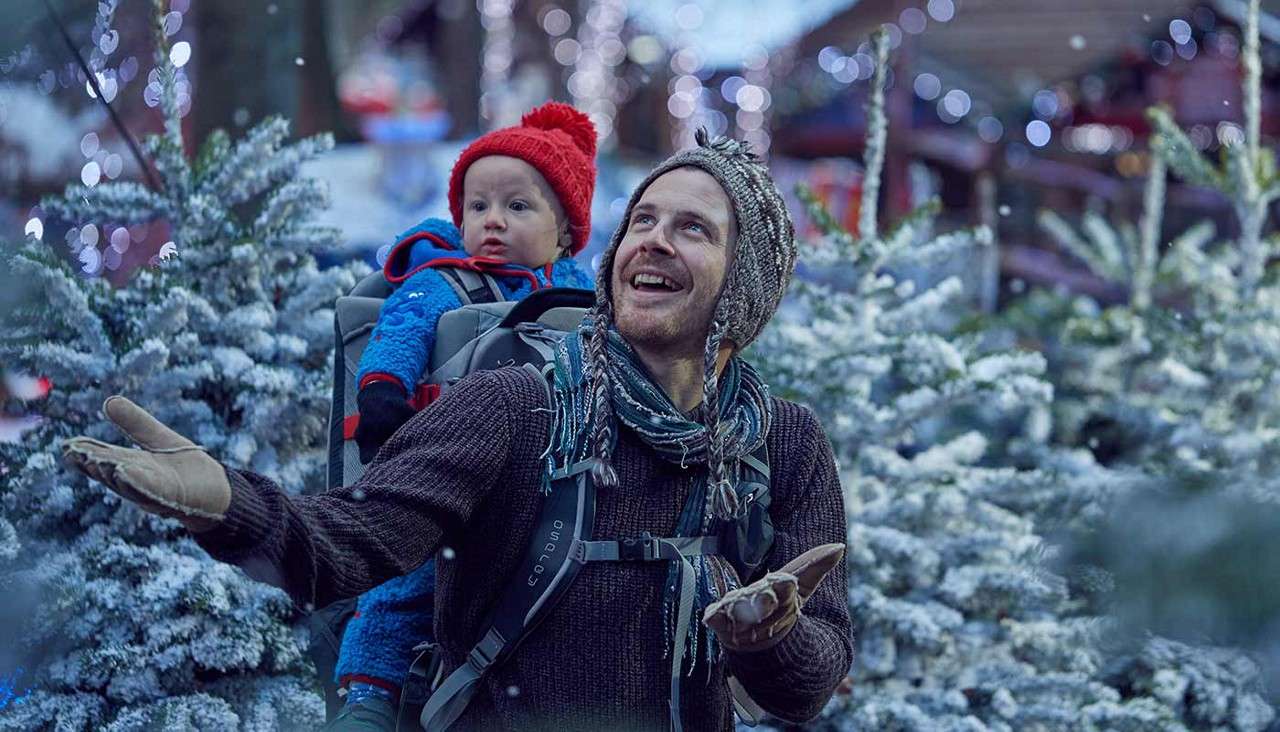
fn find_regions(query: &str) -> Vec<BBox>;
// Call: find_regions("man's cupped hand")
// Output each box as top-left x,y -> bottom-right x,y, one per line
62,396 -> 230,532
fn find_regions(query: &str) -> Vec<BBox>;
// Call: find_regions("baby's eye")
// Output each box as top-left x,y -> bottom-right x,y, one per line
509,200 -> 529,212
469,201 -> 486,212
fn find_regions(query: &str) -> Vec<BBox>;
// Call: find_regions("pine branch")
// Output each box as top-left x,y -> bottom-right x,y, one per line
1133,154 -> 1167,311
1146,107 -> 1225,191
1081,213 -> 1126,279
1038,210 -> 1114,281
1243,0 -> 1261,176
859,28 -> 890,243
41,181 -> 169,225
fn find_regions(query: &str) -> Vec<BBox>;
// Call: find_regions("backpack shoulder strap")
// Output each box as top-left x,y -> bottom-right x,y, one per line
521,361 -> 553,400
741,441 -> 770,485
421,425 -> 772,732
725,440 -> 772,728
437,267 -> 505,305
419,459 -> 597,731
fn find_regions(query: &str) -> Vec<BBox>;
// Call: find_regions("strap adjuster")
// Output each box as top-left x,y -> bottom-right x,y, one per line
467,645 -> 495,669
617,532 -> 658,561
466,628 -> 505,671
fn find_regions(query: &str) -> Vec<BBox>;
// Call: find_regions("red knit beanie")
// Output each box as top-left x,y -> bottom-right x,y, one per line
448,102 -> 598,255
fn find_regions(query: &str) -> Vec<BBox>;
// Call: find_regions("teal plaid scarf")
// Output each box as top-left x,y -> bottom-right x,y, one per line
542,321 -> 773,672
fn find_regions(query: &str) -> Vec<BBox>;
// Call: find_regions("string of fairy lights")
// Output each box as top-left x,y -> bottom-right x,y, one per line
569,0 -> 627,150
477,0 -> 516,127
12,0 -> 193,275
8,0 -> 1266,266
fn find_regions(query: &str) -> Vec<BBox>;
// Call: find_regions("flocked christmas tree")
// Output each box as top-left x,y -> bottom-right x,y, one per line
751,28 -> 1275,731
1029,0 -> 1280,712
1056,1 -> 1280,483
0,2 -> 366,728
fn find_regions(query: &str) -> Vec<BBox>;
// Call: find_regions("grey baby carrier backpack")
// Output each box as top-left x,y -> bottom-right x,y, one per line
309,265 -> 594,723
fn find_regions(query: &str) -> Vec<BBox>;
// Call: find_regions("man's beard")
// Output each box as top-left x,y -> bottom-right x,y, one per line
612,294 -> 718,359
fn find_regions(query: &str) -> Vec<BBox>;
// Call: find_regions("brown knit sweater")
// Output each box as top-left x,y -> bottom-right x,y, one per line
195,366 -> 852,731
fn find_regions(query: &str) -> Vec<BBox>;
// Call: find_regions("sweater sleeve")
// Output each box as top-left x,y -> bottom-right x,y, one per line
191,370 -> 515,610
724,407 -> 853,723
356,267 -> 462,391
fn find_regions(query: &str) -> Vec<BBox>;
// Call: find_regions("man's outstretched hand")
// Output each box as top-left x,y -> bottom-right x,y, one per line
62,396 -> 230,532
703,543 -> 845,653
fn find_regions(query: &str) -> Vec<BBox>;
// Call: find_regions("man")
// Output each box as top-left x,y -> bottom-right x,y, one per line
63,131 -> 853,731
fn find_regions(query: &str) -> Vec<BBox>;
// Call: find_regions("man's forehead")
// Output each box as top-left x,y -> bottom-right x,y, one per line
638,167 -> 732,220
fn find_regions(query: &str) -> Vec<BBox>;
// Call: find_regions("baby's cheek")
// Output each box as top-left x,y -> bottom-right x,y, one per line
460,229 -> 484,256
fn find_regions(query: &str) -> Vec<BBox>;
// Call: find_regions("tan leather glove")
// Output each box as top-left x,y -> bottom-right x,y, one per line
61,396 -> 231,532
703,542 -> 845,652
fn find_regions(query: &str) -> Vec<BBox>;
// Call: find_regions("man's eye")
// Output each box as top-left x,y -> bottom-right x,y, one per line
632,213 -> 654,226
684,221 -> 706,234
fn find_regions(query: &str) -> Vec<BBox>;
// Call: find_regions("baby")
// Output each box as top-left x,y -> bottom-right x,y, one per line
335,102 -> 597,727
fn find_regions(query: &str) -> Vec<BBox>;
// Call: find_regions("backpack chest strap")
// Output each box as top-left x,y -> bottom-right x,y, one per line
572,534 -> 719,563
570,531 -> 718,732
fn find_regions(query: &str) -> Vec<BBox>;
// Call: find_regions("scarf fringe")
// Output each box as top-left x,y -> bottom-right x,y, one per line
541,321 -> 774,673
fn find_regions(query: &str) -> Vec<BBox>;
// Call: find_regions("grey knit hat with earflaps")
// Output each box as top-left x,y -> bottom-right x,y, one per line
585,129 -> 797,518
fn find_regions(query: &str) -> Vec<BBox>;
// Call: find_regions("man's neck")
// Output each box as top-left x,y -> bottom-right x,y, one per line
630,342 -> 734,414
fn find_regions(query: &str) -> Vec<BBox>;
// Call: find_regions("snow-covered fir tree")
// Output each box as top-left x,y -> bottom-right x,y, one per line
750,28 -> 1275,731
0,3 -> 366,728
1036,0 -> 1279,483
1027,0 -> 1280,710
1031,154 -> 1216,456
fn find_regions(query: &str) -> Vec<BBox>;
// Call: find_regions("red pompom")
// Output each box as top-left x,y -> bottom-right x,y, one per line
522,102 -> 597,159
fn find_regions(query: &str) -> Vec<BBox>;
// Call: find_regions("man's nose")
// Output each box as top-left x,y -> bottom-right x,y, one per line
639,224 -> 676,255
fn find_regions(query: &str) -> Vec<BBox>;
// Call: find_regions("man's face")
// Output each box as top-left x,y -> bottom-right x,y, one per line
610,167 -> 736,357
460,155 -> 565,268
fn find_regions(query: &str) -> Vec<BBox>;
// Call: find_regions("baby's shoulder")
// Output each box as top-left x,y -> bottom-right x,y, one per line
550,257 -> 594,288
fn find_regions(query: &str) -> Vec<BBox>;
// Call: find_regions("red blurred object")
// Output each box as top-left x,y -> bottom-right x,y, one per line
3,372 -> 51,401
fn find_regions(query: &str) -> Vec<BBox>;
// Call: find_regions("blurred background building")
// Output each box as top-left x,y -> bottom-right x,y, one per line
1,0 -> 1277,295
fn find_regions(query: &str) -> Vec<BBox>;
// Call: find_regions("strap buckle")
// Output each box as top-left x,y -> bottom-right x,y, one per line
618,532 -> 658,561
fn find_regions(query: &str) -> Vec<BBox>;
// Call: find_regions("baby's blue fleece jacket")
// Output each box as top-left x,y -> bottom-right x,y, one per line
356,219 -> 593,392
339,219 -> 592,689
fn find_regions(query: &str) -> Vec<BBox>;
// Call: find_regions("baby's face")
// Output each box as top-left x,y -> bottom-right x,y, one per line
460,155 -> 566,268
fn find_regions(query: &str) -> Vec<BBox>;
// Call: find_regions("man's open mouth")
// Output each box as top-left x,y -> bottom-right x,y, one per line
630,273 -> 683,292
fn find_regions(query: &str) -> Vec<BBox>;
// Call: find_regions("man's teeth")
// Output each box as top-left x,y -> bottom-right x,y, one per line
632,273 -> 677,290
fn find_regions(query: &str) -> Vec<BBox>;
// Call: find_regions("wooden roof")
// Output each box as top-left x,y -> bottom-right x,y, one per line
797,0 -> 1280,113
